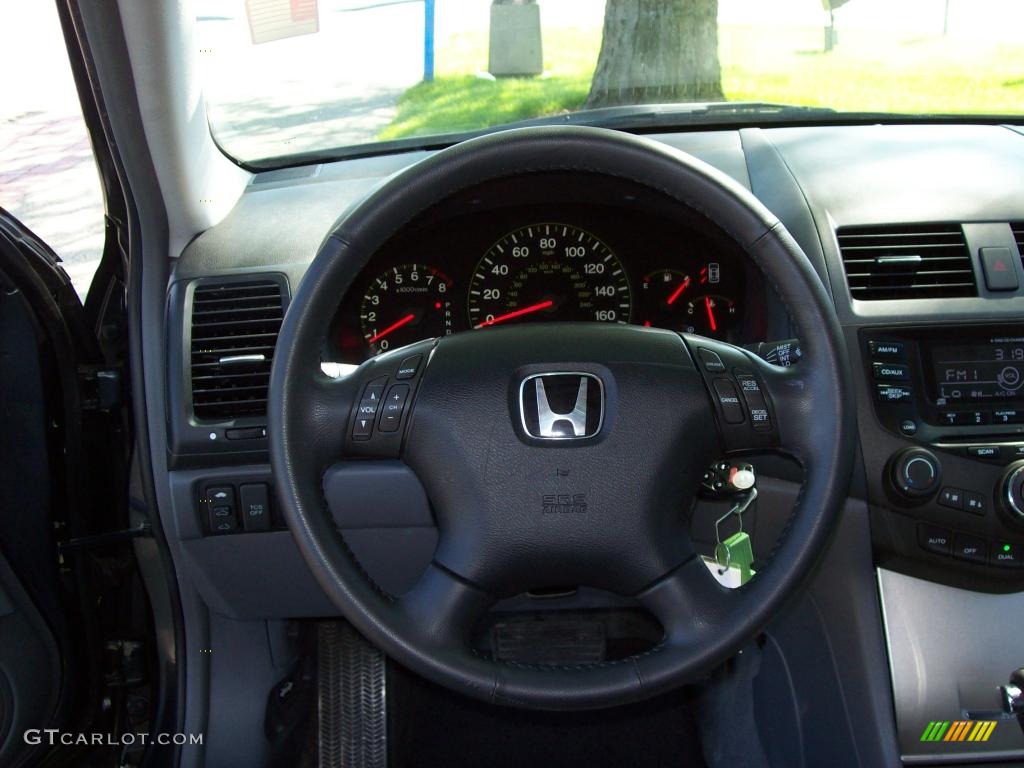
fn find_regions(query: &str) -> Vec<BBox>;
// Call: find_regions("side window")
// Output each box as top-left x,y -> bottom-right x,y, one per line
0,4 -> 104,300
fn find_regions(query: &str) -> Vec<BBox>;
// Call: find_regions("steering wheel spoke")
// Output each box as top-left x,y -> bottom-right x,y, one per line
683,333 -> 811,459
396,562 -> 494,649
637,555 -> 741,642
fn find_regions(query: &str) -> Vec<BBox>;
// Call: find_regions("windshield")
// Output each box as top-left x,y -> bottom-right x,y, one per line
197,0 -> 1024,164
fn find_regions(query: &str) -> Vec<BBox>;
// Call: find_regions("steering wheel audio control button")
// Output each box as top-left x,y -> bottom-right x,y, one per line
353,377 -> 388,440
396,354 -> 423,380
379,384 -> 411,432
712,379 -> 745,424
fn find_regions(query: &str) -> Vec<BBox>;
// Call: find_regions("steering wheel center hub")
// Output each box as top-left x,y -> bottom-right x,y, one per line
403,323 -> 717,596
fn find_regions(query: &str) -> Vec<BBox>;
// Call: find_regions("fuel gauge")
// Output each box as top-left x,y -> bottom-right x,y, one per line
637,269 -> 694,330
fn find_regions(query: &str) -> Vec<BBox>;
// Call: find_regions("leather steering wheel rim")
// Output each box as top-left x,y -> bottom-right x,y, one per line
269,126 -> 855,711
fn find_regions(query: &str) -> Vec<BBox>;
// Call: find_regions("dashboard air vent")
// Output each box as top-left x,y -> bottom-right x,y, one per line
190,279 -> 284,420
837,223 -> 976,300
1012,222 -> 1024,258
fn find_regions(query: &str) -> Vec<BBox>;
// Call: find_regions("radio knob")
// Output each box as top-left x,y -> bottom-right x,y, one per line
891,448 -> 941,498
1001,462 -> 1024,519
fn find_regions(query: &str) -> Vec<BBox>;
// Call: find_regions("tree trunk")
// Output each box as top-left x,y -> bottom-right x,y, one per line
586,0 -> 723,109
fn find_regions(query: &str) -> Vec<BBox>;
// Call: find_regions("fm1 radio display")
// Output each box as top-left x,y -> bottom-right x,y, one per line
932,340 -> 1024,402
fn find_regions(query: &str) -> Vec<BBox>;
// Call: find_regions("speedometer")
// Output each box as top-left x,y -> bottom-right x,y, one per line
467,224 -> 630,328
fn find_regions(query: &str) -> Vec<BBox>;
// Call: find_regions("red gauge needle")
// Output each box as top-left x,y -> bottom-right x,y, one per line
704,296 -> 718,332
368,313 -> 415,344
476,300 -> 554,329
666,277 -> 691,306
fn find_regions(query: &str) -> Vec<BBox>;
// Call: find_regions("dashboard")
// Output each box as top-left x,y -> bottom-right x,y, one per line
164,124 -> 1024,764
325,174 -> 766,363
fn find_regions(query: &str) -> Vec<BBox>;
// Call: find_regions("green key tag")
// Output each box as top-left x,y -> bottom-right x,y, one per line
714,531 -> 755,586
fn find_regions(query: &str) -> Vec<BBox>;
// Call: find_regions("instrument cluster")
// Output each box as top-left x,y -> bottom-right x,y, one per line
329,201 -> 766,363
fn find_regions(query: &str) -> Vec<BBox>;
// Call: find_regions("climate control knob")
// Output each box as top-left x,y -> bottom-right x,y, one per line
1001,461 -> 1024,519
891,448 -> 941,498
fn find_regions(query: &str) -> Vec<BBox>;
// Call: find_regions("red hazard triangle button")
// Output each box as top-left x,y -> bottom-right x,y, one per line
981,246 -> 1019,292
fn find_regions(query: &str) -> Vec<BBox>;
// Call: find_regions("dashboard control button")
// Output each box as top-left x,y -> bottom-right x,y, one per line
876,384 -> 912,403
869,340 -> 905,358
239,483 -> 271,532
1000,462 -> 1024,520
379,384 -> 411,432
735,375 -> 771,431
938,487 -> 964,510
205,486 -> 238,534
918,524 -> 952,556
964,490 -> 987,515
980,246 -> 1019,292
952,534 -> 988,564
991,542 -> 1022,567
892,448 -> 941,498
993,409 -> 1024,425
968,445 -> 1002,461
697,348 -> 726,373
900,419 -> 918,436
1012,445 -> 1024,459
873,362 -> 910,381
396,354 -> 423,380
712,379 -> 744,424
939,410 -> 990,427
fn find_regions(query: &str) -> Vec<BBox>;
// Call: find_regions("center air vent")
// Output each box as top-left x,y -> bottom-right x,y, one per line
189,278 -> 285,421
837,224 -> 976,301
1012,222 -> 1024,258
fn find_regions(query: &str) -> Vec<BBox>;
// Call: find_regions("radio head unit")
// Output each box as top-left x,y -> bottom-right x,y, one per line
865,326 -> 1024,445
929,338 -> 1024,403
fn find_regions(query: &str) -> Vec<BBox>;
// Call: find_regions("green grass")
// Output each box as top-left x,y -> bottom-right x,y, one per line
380,24 -> 1024,141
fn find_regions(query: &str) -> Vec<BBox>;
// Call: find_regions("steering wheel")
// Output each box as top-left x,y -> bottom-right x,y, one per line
269,127 -> 854,710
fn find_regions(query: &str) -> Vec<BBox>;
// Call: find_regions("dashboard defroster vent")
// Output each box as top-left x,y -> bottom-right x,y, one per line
837,223 -> 976,301
189,279 -> 284,420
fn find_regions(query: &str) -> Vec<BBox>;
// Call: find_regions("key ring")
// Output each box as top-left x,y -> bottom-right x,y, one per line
714,487 -> 758,574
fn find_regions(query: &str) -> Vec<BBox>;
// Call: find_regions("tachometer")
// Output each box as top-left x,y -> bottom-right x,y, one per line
467,224 -> 630,328
359,264 -> 455,355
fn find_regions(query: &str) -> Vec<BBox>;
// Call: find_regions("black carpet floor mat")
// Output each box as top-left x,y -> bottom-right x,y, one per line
387,661 -> 707,768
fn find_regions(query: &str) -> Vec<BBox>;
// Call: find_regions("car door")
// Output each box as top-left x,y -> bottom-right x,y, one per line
0,209 -> 129,767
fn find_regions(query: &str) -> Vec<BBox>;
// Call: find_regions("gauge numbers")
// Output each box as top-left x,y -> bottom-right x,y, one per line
467,224 -> 631,328
359,264 -> 454,355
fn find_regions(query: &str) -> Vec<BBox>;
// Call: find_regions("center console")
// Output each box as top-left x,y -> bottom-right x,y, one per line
862,325 -> 1024,581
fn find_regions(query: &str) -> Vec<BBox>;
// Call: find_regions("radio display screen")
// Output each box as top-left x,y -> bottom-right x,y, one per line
932,339 -> 1024,402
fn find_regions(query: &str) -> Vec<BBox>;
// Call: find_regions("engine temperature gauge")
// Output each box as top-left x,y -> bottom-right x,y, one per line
684,294 -> 738,337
